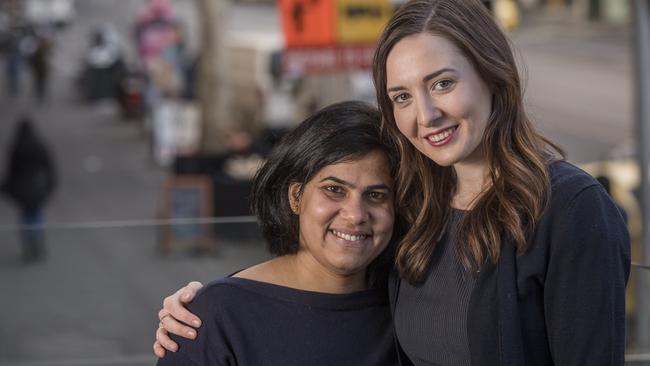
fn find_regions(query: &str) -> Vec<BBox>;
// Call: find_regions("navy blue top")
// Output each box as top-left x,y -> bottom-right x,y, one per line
157,277 -> 398,366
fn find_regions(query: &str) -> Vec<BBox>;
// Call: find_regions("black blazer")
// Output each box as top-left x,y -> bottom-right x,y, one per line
389,161 -> 631,365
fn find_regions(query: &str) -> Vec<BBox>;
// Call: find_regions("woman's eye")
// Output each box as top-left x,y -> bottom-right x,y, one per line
391,93 -> 410,104
323,186 -> 344,195
366,191 -> 388,202
433,79 -> 455,91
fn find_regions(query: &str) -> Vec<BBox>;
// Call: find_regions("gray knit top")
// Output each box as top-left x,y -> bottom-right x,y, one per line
394,209 -> 478,366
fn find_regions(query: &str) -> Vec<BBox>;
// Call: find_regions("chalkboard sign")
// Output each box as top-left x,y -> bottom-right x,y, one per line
159,175 -> 215,255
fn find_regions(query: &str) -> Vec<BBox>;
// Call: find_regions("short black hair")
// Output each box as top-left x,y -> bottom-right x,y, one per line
250,101 -> 399,256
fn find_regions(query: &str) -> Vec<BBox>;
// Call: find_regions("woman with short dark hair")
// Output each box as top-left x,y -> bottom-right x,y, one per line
156,101 -> 401,366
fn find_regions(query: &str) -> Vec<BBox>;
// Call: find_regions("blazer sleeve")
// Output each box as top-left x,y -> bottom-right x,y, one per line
544,184 -> 631,365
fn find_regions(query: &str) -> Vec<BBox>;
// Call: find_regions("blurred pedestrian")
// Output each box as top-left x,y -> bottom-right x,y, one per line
1,117 -> 57,263
133,0 -> 186,166
3,28 -> 25,98
27,30 -> 52,104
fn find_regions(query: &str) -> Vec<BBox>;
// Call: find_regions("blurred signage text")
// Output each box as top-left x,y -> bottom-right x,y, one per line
336,0 -> 392,44
283,45 -> 375,73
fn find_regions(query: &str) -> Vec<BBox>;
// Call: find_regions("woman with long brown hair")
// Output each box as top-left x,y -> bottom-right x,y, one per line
153,0 -> 630,364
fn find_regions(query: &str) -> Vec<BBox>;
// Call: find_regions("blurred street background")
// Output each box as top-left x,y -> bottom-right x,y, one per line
0,0 -> 648,365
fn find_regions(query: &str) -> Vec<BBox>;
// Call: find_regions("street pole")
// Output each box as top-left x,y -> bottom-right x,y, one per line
633,0 -> 650,352
195,0 -> 229,153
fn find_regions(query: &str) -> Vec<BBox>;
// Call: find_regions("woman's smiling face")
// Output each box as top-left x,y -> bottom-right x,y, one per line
386,33 -> 492,169
290,150 -> 395,278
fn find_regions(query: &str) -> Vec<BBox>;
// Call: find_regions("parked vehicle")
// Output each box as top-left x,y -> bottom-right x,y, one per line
77,25 -> 125,101
24,0 -> 75,28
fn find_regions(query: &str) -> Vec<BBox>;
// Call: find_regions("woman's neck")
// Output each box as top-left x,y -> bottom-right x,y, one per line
452,160 -> 490,210
283,254 -> 368,293
235,255 -> 368,294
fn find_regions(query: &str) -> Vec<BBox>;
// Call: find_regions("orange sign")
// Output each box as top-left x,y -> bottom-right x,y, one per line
279,0 -> 337,48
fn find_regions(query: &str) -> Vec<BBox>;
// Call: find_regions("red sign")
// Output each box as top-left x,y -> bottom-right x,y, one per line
283,45 -> 376,74
279,0 -> 337,48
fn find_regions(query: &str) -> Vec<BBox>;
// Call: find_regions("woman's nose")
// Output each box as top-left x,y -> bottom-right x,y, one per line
416,96 -> 441,128
340,197 -> 369,224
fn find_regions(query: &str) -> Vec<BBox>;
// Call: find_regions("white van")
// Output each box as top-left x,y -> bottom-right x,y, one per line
24,0 -> 76,27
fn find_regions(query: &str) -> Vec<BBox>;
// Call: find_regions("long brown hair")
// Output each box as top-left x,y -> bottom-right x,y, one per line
372,0 -> 564,283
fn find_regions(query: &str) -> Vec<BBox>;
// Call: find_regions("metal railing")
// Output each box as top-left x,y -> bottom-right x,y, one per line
0,219 -> 648,365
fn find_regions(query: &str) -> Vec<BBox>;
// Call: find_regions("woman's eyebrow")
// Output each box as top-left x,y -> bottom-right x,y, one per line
422,67 -> 456,84
366,184 -> 392,191
387,67 -> 456,93
320,177 -> 392,191
320,176 -> 351,186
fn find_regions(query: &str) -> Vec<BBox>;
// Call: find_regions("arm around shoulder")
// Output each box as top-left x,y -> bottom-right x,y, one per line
158,283 -> 236,366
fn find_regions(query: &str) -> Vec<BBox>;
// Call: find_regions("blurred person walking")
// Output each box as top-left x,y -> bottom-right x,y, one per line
26,29 -> 52,104
3,28 -> 25,98
1,117 -> 57,263
133,0 -> 188,165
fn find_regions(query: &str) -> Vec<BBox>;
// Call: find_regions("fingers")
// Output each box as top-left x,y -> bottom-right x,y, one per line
180,281 -> 204,304
159,306 -> 198,339
161,282 -> 203,329
158,308 -> 170,323
153,281 -> 205,357
153,340 -> 167,358
162,297 -> 202,331
156,325 -> 178,353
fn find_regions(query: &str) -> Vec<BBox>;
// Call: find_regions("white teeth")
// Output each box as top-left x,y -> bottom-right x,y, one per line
428,127 -> 455,143
332,230 -> 367,241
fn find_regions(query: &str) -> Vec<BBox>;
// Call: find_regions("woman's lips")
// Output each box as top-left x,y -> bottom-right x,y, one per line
424,126 -> 458,147
331,229 -> 369,242
330,229 -> 372,248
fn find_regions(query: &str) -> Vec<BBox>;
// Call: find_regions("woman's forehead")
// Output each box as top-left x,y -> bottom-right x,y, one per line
308,151 -> 393,185
386,34 -> 471,83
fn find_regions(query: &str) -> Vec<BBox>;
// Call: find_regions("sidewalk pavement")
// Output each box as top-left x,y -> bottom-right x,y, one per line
0,36 -> 269,365
511,10 -> 633,164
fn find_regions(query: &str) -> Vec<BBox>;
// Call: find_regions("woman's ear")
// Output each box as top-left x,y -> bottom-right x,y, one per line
288,183 -> 301,215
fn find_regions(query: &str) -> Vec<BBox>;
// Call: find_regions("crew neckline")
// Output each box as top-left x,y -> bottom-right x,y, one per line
213,276 -> 387,310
